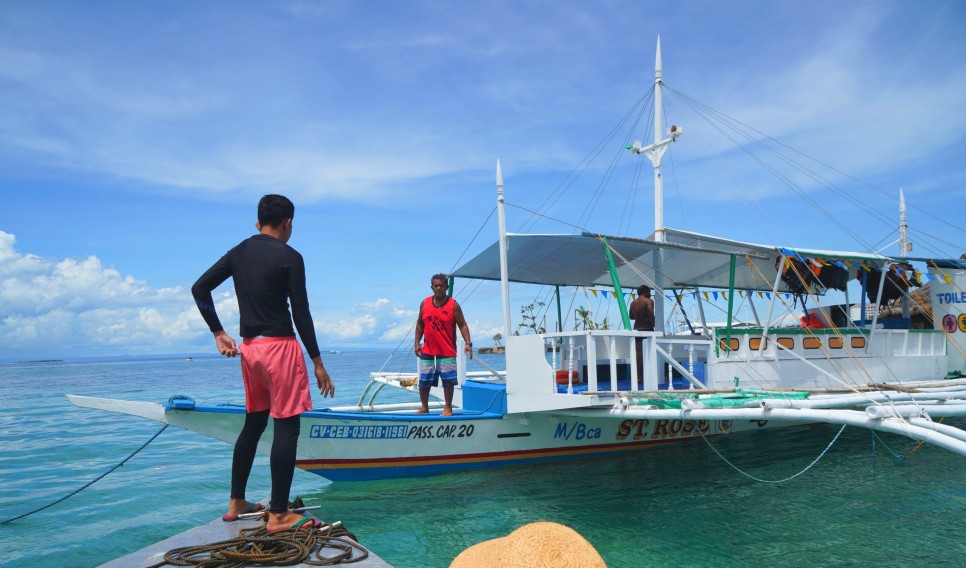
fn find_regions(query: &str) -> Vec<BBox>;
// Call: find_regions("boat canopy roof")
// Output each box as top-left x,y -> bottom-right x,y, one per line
451,228 -> 929,292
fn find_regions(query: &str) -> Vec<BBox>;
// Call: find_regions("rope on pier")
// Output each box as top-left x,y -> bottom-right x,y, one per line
150,519 -> 369,567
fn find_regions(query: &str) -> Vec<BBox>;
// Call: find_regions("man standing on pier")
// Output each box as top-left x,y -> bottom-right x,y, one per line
414,273 -> 472,416
192,194 -> 333,532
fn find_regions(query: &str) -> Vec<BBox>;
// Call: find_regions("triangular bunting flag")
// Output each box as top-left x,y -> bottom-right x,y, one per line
591,289 -> 598,298
944,275 -> 952,284
602,290 -> 608,298
712,291 -> 719,301
703,291 -> 709,301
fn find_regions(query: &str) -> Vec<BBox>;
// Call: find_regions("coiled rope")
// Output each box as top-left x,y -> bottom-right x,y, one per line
1,423 -> 169,524
150,519 -> 369,567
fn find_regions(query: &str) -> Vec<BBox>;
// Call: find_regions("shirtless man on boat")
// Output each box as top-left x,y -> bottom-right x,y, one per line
414,273 -> 472,416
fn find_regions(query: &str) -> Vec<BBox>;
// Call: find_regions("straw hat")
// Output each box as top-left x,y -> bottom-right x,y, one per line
450,521 -> 606,567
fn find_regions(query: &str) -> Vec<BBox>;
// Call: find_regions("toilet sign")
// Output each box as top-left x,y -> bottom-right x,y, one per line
931,267 -> 966,374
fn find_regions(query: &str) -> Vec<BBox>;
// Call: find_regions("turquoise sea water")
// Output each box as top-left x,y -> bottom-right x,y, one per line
1,351 -> 964,567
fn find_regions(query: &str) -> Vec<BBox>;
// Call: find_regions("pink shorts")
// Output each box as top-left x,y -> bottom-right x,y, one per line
240,336 -> 312,419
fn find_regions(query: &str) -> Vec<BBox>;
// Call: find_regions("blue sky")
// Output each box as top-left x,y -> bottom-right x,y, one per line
1,0 -> 965,360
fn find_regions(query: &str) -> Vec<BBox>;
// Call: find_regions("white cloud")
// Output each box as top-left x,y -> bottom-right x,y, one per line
0,231 -> 433,357
315,298 -> 416,345
0,231 -> 224,357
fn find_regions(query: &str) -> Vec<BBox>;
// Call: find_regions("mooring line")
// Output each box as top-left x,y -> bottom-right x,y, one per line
1,423 -> 169,524
697,424 -> 847,483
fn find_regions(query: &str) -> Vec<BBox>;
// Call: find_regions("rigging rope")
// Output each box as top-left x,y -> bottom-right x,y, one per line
2,423 -> 169,524
663,85 -> 963,262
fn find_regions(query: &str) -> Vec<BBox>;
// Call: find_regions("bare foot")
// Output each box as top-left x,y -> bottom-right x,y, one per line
223,499 -> 263,521
266,511 -> 314,532
441,407 -> 453,416
415,407 -> 429,414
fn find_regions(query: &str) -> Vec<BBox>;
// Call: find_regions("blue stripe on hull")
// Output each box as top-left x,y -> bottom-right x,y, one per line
300,440 -> 681,481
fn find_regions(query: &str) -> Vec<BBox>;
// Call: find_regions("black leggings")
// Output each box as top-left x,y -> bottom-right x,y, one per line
230,410 -> 301,513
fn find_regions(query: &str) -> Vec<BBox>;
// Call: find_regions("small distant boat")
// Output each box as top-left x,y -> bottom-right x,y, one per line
70,37 -> 966,481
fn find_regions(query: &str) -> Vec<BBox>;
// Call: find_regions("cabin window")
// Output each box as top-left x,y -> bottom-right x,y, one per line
749,337 -> 763,350
828,337 -> 843,349
719,338 -> 739,351
777,337 -> 795,350
851,336 -> 866,349
803,337 -> 822,349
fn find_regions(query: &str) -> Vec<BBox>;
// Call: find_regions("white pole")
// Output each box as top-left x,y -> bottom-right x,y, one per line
653,36 -> 665,244
497,159 -> 512,339
899,188 -> 911,320
628,36 -> 682,335
653,36 -> 666,333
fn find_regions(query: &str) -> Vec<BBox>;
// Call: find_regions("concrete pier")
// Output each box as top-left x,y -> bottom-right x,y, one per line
101,512 -> 392,567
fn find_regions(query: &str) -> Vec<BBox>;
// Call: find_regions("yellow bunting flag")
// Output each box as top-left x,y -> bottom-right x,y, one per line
591,289 -> 598,297
703,291 -> 709,301
944,275 -> 952,284
757,291 -> 764,299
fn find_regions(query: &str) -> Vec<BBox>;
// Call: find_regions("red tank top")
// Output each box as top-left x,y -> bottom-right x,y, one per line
420,296 -> 456,357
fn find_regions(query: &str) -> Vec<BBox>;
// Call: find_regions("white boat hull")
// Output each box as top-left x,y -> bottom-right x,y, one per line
67,394 -> 760,481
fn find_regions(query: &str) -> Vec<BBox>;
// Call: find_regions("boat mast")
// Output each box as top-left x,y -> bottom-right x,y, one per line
497,159 -> 512,338
653,36 -> 666,244
899,187 -> 911,319
628,36 -> 682,333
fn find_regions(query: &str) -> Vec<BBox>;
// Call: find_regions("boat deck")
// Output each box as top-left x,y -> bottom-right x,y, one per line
100,511 -> 392,567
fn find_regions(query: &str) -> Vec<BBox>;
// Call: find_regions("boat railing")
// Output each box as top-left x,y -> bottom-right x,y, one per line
712,327 -> 947,361
360,365 -> 503,411
707,326 -> 948,389
537,330 -> 711,394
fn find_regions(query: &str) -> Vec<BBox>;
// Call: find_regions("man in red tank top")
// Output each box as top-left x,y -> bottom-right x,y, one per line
414,273 -> 473,416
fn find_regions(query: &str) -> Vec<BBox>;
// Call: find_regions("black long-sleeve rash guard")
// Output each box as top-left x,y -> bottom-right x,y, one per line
191,234 -> 321,360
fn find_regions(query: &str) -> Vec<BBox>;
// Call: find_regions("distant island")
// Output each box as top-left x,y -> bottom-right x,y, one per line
477,346 -> 505,354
